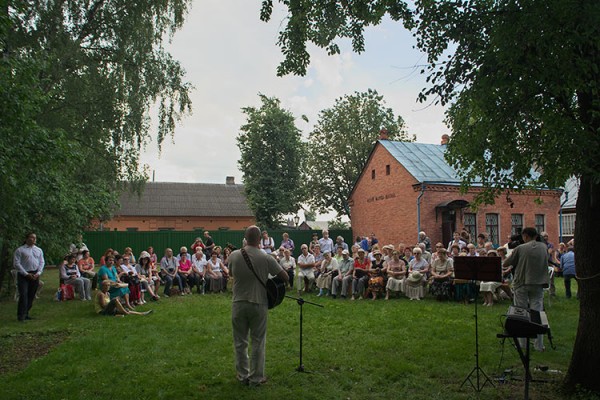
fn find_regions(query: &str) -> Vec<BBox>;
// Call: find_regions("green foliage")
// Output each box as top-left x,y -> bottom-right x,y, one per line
237,94 -> 307,229
260,0 -> 600,392
328,217 -> 350,230
0,0 -> 192,261
303,208 -> 317,221
306,89 -> 413,217
260,0 -> 412,76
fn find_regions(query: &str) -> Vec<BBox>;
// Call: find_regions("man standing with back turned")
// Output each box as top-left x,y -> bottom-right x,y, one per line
503,227 -> 549,351
229,226 -> 289,386
14,232 -> 45,322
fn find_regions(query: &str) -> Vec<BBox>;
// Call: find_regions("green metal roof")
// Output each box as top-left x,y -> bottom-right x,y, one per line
379,140 -> 470,185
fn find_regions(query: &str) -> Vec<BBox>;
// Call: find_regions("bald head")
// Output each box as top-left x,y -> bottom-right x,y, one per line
245,225 -> 262,247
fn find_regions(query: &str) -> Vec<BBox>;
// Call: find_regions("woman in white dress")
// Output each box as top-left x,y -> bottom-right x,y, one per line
405,247 -> 429,300
385,251 -> 407,300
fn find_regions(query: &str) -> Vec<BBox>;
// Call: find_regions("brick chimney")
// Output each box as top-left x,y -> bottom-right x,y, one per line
379,128 -> 389,140
226,176 -> 235,185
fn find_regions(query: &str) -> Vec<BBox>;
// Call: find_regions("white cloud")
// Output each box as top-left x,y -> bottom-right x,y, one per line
140,0 -> 450,186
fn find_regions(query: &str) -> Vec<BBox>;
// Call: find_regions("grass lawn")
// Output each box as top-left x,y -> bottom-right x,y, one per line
0,271 -> 585,400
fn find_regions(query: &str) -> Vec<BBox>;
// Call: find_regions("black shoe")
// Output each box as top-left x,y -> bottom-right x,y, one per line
332,295 -> 337,299
25,316 -> 34,320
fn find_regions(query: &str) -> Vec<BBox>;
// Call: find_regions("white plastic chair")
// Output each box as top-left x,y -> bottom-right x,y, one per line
543,266 -> 554,308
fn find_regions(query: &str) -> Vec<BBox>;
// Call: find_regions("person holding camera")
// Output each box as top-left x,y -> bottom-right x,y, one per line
503,227 -> 549,351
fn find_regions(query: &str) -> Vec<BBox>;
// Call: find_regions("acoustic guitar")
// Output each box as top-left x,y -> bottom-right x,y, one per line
266,276 -> 286,309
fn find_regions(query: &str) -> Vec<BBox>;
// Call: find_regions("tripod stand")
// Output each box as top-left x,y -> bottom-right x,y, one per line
460,284 -> 494,391
285,295 -> 323,373
453,256 -> 502,392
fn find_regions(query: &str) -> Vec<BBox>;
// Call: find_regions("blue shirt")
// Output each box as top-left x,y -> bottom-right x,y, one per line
560,251 -> 576,276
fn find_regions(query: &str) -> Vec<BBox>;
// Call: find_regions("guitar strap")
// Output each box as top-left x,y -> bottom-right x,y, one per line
240,248 -> 269,292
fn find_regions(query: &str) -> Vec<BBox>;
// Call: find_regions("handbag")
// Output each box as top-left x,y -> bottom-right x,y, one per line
240,248 -> 285,309
60,284 -> 75,301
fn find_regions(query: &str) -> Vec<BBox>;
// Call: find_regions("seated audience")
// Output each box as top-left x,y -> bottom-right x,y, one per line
60,254 -> 92,301
385,251 -> 407,300
351,248 -> 371,300
160,248 -> 184,297
205,252 -> 228,293
316,252 -> 338,297
191,247 -> 207,294
118,255 -> 143,305
136,251 -> 160,301
367,251 -> 386,300
78,250 -> 97,290
178,252 -> 196,295
297,244 -> 316,295
428,248 -> 454,301
279,248 -> 296,288
332,250 -> 354,299
97,255 -> 134,309
405,247 -> 429,301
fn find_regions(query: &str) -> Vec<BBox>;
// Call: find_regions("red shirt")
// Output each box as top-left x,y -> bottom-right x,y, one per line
179,259 -> 192,272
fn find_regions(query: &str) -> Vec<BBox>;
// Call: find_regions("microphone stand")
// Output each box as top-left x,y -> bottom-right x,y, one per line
285,294 -> 323,373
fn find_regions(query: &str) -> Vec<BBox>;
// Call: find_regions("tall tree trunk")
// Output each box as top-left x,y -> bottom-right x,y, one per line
564,175 -> 600,392
0,240 -> 11,296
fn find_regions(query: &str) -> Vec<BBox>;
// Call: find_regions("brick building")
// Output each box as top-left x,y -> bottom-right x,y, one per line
348,140 -> 562,248
97,178 -> 255,231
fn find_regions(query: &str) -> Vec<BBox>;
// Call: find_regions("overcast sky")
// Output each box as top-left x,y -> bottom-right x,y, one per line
140,0 -> 449,188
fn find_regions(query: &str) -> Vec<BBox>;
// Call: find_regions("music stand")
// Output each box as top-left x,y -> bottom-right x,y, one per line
454,256 -> 502,392
284,294 -> 324,373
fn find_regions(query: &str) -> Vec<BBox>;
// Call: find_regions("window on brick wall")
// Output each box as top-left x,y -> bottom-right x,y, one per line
485,213 -> 499,245
464,213 -> 477,238
562,213 -> 576,236
535,214 -> 545,233
371,169 -> 376,179
386,165 -> 390,175
158,227 -> 174,231
126,227 -> 139,232
511,214 -> 523,236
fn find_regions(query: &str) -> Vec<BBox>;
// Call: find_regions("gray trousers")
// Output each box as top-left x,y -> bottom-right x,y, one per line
65,277 -> 92,300
332,275 -> 352,296
513,285 -> 545,350
232,301 -> 268,384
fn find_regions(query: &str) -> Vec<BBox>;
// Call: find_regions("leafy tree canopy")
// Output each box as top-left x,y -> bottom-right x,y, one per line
307,89 -> 412,217
237,94 -> 307,229
260,0 -> 600,392
1,0 -> 192,264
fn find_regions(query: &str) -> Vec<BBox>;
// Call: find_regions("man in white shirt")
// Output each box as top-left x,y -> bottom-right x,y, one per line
296,244 -> 316,296
14,232 -> 45,322
318,230 -> 334,255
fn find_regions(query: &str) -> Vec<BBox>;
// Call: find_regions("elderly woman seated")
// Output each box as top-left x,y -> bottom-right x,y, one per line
385,251 -> 406,300
428,248 -> 454,301
205,252 -> 228,293
316,252 -> 338,297
405,247 -> 429,300
367,250 -> 386,300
